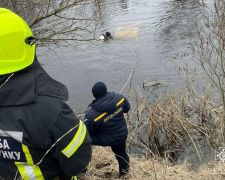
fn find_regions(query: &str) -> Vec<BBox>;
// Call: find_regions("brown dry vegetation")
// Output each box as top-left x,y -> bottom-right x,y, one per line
126,85 -> 222,161
77,146 -> 225,180
78,84 -> 225,180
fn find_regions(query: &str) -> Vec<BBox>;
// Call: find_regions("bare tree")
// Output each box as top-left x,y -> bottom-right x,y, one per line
191,0 -> 225,146
0,0 -> 103,46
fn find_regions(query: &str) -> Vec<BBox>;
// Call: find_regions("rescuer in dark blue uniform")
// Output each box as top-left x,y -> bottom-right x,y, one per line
0,8 -> 92,180
84,82 -> 130,177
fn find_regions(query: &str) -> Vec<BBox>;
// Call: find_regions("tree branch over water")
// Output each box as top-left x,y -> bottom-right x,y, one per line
0,0 -> 102,47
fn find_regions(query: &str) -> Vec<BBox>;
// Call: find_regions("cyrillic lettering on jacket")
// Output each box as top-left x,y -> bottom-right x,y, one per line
0,129 -> 26,162
104,107 -> 123,122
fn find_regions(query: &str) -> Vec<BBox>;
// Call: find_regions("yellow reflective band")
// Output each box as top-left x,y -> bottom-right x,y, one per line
93,98 -> 124,122
71,176 -> 77,180
23,145 -> 33,165
116,98 -> 124,107
15,144 -> 44,180
62,120 -> 87,158
94,112 -> 107,122
87,161 -> 91,168
32,165 -> 44,180
15,162 -> 29,180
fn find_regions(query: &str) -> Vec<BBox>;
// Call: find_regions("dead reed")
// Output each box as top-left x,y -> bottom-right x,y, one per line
79,146 -> 225,180
126,85 -> 222,164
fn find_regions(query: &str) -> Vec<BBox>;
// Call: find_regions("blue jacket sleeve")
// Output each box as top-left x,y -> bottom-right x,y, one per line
84,112 -> 95,135
123,97 -> 130,113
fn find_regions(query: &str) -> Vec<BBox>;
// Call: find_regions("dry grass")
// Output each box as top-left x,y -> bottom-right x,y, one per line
77,85 -> 225,180
126,86 -> 220,163
73,78 -> 225,180
78,146 -> 225,180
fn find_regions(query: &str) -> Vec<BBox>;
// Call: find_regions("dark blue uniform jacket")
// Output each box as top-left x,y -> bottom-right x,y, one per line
84,92 -> 130,146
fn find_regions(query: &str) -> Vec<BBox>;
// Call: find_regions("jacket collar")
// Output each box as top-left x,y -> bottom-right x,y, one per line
90,92 -> 117,113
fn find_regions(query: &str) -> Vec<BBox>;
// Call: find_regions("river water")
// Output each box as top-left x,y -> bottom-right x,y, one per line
37,0 -> 211,113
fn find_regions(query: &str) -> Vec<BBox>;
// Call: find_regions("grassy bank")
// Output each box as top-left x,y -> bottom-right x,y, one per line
78,146 -> 225,180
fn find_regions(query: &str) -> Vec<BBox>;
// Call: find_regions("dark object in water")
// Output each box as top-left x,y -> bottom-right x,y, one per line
99,31 -> 113,41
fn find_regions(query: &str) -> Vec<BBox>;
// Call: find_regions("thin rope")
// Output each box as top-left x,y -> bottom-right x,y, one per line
75,46 -> 137,117
0,73 -> 14,89
39,118 -> 87,166
15,119 -> 87,180
119,46 -> 137,94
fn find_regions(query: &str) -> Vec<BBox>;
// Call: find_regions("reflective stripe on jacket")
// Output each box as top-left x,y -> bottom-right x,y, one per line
84,92 -> 130,146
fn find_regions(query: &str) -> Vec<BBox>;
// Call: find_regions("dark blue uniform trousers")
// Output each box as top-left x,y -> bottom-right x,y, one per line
91,135 -> 129,175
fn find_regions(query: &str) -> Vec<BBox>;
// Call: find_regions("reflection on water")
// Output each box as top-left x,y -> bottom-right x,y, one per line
38,0 -> 209,113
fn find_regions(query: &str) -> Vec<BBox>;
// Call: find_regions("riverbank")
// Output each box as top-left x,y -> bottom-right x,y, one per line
78,146 -> 225,180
